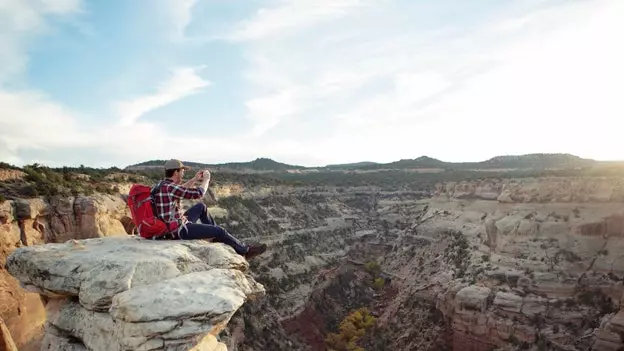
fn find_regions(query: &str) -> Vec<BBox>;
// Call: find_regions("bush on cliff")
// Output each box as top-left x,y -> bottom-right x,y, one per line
372,277 -> 385,291
364,261 -> 381,275
0,163 -> 127,199
326,307 -> 376,351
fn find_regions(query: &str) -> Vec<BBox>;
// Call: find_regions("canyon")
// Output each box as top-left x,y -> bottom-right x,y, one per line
2,174 -> 624,350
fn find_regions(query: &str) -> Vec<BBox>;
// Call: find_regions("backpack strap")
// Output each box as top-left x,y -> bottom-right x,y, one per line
150,180 -> 164,197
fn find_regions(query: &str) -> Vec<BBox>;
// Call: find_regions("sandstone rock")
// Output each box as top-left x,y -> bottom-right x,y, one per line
493,292 -> 522,313
41,333 -> 89,351
14,198 -> 48,220
6,236 -> 264,351
485,218 -> 498,250
72,195 -> 128,239
594,310 -> 624,350
455,286 -> 491,312
110,269 -> 263,323
497,190 -> 514,203
521,296 -> 548,317
0,201 -> 47,350
0,169 -> 25,182
0,200 -> 13,225
48,197 -> 76,241
189,334 -> 228,351
0,268 -> 46,348
437,177 -> 624,203
0,317 -> 18,351
7,236 -> 251,311
0,194 -> 137,350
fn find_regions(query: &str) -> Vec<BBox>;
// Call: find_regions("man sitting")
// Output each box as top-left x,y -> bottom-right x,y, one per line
152,159 -> 267,259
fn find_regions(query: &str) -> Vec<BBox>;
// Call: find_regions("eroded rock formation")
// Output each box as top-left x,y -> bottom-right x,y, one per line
435,177 -> 624,203
0,194 -> 130,350
6,236 -> 264,351
6,175 -> 624,350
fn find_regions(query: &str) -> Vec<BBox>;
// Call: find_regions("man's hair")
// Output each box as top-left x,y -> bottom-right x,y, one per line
165,168 -> 180,178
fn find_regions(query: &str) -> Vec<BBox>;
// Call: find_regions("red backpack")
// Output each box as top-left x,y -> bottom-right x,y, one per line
127,183 -> 173,239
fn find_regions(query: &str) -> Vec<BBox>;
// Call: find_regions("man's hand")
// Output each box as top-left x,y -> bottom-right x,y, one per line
193,171 -> 204,181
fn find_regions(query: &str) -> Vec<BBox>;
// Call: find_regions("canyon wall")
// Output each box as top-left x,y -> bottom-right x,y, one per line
206,177 -> 624,351
4,176 -> 624,350
371,177 -> 624,350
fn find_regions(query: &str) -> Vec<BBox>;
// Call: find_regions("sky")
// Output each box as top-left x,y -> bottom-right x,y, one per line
0,0 -> 622,168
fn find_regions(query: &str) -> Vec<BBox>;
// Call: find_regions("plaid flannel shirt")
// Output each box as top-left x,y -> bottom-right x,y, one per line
152,179 -> 205,228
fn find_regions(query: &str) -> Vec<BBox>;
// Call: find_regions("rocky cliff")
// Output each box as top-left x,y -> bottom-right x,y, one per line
434,177 -> 624,203
192,177 -> 624,351
6,237 -> 264,351
5,175 -> 624,350
0,194 -> 130,350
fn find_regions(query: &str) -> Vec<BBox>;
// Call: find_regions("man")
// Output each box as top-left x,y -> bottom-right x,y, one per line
152,159 -> 267,259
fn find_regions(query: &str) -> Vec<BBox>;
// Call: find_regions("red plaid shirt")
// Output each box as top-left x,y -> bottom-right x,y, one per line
152,179 -> 205,227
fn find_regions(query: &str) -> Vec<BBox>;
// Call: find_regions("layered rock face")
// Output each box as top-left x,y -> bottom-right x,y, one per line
6,236 -> 264,351
371,180 -> 624,350
434,177 -> 624,203
202,177 -> 624,351
0,194 -> 130,350
6,175 -> 624,350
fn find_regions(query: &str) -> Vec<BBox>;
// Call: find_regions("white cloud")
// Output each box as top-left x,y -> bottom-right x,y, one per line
0,89 -> 93,155
0,0 -> 226,167
0,0 -> 84,83
228,0 -> 624,164
115,66 -> 210,126
165,0 -> 198,40
229,0 -> 374,42
2,0 -> 623,168
0,0 -> 90,163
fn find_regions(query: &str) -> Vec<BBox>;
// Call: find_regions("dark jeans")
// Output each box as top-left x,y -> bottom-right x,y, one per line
180,203 -> 249,255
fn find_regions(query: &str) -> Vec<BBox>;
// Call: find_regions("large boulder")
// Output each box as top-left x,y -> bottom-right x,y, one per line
6,236 -> 265,351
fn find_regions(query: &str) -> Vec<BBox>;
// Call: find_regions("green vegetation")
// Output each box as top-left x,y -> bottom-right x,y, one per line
4,152 -> 624,200
131,157 -> 305,171
444,230 -> 470,278
325,307 -> 376,351
372,277 -> 385,291
0,163 -> 146,200
364,261 -> 386,291
364,261 -> 381,275
132,153 -> 602,172
577,288 -> 615,315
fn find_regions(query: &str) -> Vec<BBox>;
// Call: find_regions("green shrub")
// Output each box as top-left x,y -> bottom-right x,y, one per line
364,261 -> 381,275
21,184 -> 39,197
373,277 -> 385,291
325,307 -> 376,351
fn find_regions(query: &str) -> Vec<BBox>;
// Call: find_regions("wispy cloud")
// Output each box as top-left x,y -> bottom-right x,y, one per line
227,0 -> 624,164
165,0 -> 199,40
0,0 -> 85,83
115,66 -> 210,126
0,89 -> 92,157
228,0 -> 374,42
1,0 -> 623,168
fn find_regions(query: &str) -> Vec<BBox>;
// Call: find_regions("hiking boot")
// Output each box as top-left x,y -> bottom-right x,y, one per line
245,243 -> 267,260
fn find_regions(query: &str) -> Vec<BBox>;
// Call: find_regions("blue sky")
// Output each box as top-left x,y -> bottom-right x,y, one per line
0,0 -> 622,168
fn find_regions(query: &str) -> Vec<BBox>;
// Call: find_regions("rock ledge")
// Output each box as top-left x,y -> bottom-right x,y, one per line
6,236 -> 265,351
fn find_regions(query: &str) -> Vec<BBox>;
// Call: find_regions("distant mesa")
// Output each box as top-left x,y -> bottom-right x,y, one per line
125,157 -> 306,172
124,153 -> 606,173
